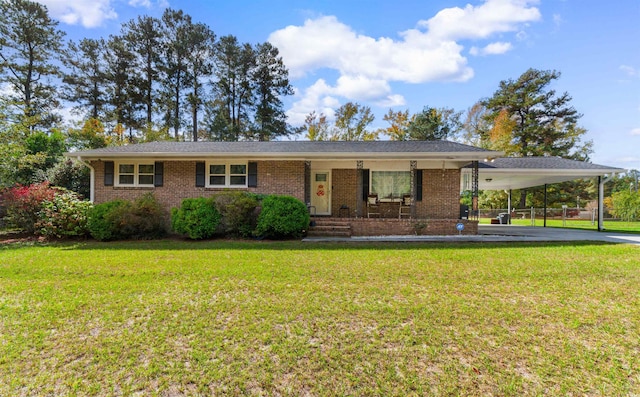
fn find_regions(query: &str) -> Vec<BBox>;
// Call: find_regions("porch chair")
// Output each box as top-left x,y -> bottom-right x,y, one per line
399,194 -> 412,219
367,194 -> 380,218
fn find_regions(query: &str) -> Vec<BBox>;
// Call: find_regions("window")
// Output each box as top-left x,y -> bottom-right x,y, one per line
116,162 -> 155,186
371,171 -> 410,200
207,162 -> 247,187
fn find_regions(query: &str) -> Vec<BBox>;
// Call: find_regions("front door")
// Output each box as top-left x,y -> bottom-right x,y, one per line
311,171 -> 331,215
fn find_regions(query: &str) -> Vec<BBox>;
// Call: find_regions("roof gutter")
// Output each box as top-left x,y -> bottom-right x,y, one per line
66,150 -> 503,162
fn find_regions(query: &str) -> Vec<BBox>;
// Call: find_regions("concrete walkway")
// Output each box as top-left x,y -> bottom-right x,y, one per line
303,224 -> 640,245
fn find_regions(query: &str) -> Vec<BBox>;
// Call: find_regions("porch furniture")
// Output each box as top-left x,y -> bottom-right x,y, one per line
399,194 -> 412,219
367,194 -> 380,218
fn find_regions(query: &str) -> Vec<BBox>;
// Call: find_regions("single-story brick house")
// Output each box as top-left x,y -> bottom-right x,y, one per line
66,141 -> 504,236
66,141 -> 623,236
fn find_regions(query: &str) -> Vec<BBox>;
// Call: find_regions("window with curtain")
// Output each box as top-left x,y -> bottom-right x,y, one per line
371,171 -> 410,200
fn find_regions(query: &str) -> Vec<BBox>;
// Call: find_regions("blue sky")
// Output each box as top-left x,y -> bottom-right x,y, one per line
39,0 -> 639,171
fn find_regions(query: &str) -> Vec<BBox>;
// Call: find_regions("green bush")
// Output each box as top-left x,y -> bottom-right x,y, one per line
87,200 -> 131,241
255,195 -> 309,239
121,193 -> 167,239
212,192 -> 260,237
35,189 -> 92,238
87,194 -> 166,241
171,197 -> 221,239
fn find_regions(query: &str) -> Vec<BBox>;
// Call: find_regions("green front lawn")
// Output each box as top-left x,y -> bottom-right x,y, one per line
1,240 -> 639,396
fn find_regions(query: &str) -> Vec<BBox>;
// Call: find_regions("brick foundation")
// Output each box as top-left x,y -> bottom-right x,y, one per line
349,218 -> 478,236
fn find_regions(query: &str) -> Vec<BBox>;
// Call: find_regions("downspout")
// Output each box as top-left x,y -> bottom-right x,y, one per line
78,156 -> 95,203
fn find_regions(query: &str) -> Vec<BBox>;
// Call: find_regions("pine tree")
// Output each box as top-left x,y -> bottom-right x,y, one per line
0,0 -> 65,128
62,38 -> 109,120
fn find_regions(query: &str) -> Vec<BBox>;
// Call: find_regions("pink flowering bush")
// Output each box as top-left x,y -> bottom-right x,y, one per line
2,182 -> 56,234
2,182 -> 91,238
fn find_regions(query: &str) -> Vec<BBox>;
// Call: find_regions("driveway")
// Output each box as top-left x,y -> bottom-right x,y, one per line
305,225 -> 640,245
478,225 -> 640,245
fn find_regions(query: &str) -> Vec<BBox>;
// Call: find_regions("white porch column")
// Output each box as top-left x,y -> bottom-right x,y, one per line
598,176 -> 604,232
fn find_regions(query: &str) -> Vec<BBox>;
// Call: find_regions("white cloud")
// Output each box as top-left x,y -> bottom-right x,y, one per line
553,13 -> 563,28
129,0 -> 169,8
36,0 -> 168,28
418,0 -> 541,41
631,128 -> 640,136
470,41 -> 513,56
620,65 -> 638,77
270,0 -> 540,123
270,15 -> 474,83
37,0 -> 118,28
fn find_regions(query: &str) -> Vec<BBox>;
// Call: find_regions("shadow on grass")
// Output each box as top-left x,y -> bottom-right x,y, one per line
24,238 -> 616,252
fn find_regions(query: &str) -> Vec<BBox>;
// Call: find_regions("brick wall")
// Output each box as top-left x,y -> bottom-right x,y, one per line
349,218 -> 477,236
331,169 -> 358,217
91,160 -> 464,224
92,160 -> 305,211
415,169 -> 461,219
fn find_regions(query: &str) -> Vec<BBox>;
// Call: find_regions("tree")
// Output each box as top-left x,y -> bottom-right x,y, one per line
482,68 -> 594,207
210,35 -> 255,141
488,109 -> 517,155
159,9 -> 192,140
483,68 -> 591,159
184,22 -> 216,141
379,109 -> 410,141
62,38 -> 109,120
0,0 -> 65,127
67,118 -> 112,150
251,42 -> 294,141
105,35 -> 142,140
605,170 -> 640,197
407,106 -> 462,141
333,102 -> 376,141
461,102 -> 491,146
123,15 -> 163,127
304,111 -> 330,141
610,190 -> 640,222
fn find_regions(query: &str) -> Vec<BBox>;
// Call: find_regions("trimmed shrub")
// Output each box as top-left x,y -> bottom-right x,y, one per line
212,191 -> 260,237
87,200 -> 131,241
255,195 -> 309,239
87,194 -> 167,241
121,193 -> 167,239
171,197 -> 221,239
35,189 -> 92,238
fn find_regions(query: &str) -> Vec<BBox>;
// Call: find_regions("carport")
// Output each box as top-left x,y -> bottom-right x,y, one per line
462,157 -> 625,231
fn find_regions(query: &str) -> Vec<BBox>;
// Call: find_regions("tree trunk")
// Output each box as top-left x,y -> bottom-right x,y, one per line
519,189 -> 527,209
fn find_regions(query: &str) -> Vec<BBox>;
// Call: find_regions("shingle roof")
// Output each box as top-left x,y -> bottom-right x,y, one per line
68,140 -> 495,156
473,157 -> 622,171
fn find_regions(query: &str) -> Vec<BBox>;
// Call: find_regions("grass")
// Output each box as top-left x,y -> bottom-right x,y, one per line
1,240 -> 639,396
479,217 -> 640,233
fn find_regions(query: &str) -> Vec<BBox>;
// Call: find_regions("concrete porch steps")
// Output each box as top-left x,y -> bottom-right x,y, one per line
307,218 -> 352,237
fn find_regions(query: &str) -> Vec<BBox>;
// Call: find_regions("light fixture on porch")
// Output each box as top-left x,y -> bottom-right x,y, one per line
485,178 -> 493,182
